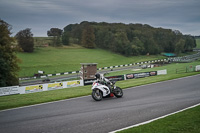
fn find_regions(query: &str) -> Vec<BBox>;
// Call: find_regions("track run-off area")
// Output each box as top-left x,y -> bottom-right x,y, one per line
0,74 -> 200,133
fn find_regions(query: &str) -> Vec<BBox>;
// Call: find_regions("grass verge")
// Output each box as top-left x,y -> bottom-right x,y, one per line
117,105 -> 200,133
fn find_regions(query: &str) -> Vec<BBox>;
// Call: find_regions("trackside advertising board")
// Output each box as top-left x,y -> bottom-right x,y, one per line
83,79 -> 96,85
125,71 -> 157,79
0,80 -> 84,96
106,75 -> 125,81
67,80 -> 82,88
25,85 -> 44,93
0,86 -> 20,96
48,82 -> 63,90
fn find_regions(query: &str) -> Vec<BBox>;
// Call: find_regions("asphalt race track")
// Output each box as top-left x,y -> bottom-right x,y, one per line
0,74 -> 200,133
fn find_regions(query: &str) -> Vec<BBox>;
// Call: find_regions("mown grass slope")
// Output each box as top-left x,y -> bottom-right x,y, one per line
17,46 -> 165,77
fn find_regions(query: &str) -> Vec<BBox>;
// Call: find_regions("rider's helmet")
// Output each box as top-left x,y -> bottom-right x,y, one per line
95,73 -> 100,79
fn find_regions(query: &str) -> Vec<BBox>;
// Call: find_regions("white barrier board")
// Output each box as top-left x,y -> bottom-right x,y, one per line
157,69 -> 167,75
0,86 -> 20,96
195,65 -> 200,71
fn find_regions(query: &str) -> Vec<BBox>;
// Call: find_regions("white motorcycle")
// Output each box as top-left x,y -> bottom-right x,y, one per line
91,74 -> 123,101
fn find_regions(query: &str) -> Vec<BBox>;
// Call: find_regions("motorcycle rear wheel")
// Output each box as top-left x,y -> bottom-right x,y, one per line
92,89 -> 103,101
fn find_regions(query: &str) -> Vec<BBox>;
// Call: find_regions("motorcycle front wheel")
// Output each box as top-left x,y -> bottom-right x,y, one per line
114,87 -> 123,98
92,89 -> 103,101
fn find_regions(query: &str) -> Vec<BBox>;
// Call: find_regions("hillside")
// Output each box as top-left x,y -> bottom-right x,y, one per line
17,46 -> 165,77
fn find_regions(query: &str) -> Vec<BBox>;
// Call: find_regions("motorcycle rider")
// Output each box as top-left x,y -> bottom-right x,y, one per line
95,73 -> 112,91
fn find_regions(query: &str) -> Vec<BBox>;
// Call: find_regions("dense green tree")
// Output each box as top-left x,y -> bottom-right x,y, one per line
184,36 -> 196,52
175,39 -> 185,55
112,32 -> 133,56
62,31 -> 70,45
144,38 -> 160,55
131,37 -> 145,55
81,25 -> 95,48
0,19 -> 20,87
47,28 -> 62,46
95,29 -> 114,49
47,28 -> 62,36
15,28 -> 34,52
63,21 -> 196,56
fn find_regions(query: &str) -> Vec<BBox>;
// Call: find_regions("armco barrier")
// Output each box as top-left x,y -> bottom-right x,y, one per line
0,80 -> 84,97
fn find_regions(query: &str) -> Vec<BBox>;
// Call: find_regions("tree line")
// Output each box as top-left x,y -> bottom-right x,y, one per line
62,21 -> 196,56
12,21 -> 197,57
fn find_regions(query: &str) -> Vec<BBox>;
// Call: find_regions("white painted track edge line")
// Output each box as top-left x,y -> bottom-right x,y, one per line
109,103 -> 200,133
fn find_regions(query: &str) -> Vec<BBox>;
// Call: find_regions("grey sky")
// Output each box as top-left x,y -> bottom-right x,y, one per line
0,0 -> 200,36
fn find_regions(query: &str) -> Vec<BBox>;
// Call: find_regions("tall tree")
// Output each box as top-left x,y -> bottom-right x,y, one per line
131,37 -> 144,55
0,19 -> 20,87
47,28 -> 63,46
184,36 -> 196,52
175,39 -> 185,55
15,28 -> 34,52
62,31 -> 70,45
47,28 -> 62,36
81,25 -> 95,48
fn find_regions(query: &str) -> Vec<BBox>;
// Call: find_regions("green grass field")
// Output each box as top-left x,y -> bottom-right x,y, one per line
118,104 -> 200,133
17,46 -> 165,77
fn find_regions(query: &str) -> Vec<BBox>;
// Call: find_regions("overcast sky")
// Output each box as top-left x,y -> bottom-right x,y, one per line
0,0 -> 200,37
